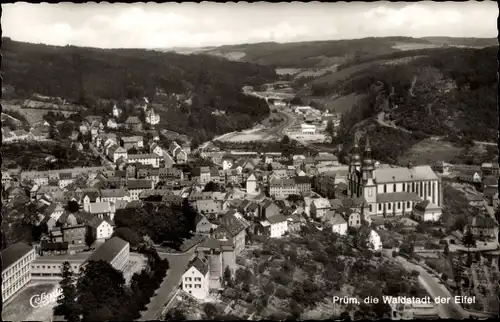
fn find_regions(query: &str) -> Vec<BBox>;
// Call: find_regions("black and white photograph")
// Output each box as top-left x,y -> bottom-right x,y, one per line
1,1 -> 499,321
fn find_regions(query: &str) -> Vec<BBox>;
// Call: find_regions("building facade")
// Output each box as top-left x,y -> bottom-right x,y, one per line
347,137 -> 442,217
2,243 -> 37,302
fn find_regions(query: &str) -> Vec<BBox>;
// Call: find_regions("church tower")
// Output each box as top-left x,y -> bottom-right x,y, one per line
348,135 -> 362,197
361,137 -> 377,214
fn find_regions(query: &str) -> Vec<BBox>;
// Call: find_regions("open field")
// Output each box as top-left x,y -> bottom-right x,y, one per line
310,60 -> 390,86
392,43 -> 442,51
3,102 -> 77,125
397,139 -> 463,166
2,282 -> 60,322
216,127 -> 278,143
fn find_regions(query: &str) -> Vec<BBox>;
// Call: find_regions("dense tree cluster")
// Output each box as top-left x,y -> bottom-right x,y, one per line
113,200 -> 196,249
2,142 -> 101,171
55,252 -> 169,321
335,46 -> 497,159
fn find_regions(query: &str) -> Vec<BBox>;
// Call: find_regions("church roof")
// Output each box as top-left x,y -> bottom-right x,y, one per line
374,165 -> 438,183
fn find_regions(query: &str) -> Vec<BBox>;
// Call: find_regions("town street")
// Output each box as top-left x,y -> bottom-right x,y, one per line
138,248 -> 197,321
395,256 -> 494,319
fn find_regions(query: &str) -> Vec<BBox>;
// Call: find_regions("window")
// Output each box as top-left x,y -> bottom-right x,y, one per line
195,284 -> 201,288
397,202 -> 401,210
393,184 -> 396,192
412,182 -> 415,192
185,277 -> 192,282
378,204 -> 382,211
407,201 -> 410,208
384,185 -> 387,193
388,203 -> 391,210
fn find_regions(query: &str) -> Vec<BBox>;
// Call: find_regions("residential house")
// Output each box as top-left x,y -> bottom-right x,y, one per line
150,142 -> 163,157
58,172 -> 74,189
269,177 -> 297,199
106,118 -> 118,129
88,217 -> 114,240
213,210 -> 251,255
128,154 -> 161,168
196,238 -> 235,289
100,189 -> 130,203
482,176 -> 498,199
266,214 -> 288,238
108,144 -> 128,163
181,255 -> 210,300
470,215 -> 497,239
195,214 -> 217,235
335,207 -> 362,228
196,200 -> 222,216
112,105 -> 122,118
481,162 -> 500,177
127,179 -> 153,200
286,213 -> 306,232
125,116 -> 143,131
294,176 -> 311,195
259,199 -> 281,219
87,202 -> 115,220
327,212 -> 348,236
169,141 -> 188,164
310,198 -> 331,219
122,136 -> 144,150
457,171 -> 482,184
315,153 -> 339,166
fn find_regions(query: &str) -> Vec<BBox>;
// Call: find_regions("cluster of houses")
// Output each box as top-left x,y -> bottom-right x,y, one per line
1,121 -> 51,143
433,161 -> 499,207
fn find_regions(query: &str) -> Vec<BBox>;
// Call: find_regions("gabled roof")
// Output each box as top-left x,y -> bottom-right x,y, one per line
186,256 -> 209,276
86,237 -> 128,264
100,189 -> 129,198
218,210 -> 251,237
89,202 -> 111,214
312,198 -> 331,209
330,213 -> 347,226
127,179 -> 152,190
125,116 -> 141,124
267,214 -> 287,225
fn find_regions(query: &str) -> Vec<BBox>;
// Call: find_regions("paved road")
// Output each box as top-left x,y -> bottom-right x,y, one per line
138,248 -> 197,321
395,256 -> 494,319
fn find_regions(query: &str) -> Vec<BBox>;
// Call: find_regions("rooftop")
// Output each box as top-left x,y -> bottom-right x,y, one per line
2,243 -> 34,271
86,237 -> 129,264
374,165 -> 438,183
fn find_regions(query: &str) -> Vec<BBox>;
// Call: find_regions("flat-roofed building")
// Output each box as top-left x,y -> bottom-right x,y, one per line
2,243 -> 37,302
31,253 -> 90,281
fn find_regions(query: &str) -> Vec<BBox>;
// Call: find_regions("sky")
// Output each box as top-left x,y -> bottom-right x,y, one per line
2,1 -> 498,49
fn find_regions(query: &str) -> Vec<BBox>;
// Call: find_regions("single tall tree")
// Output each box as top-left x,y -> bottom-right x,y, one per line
54,261 -> 79,322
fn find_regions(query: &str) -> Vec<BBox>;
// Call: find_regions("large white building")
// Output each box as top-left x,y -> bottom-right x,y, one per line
182,256 -> 210,300
301,123 -> 316,135
347,137 -> 442,217
2,243 -> 37,303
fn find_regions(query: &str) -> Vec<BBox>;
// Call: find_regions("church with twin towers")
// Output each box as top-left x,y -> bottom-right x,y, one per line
347,135 -> 443,220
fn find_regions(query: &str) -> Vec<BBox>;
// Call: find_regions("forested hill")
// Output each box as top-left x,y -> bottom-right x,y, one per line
201,37 -> 498,68
1,38 -> 278,144
334,46 -> 498,164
